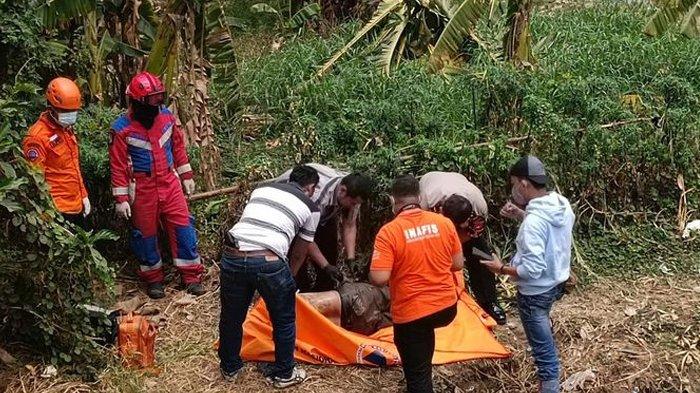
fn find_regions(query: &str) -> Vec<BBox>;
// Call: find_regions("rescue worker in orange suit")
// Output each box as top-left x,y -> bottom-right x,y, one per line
109,72 -> 204,299
23,77 -> 91,227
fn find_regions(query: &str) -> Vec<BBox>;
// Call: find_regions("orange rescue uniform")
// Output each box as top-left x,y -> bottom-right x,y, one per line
370,208 -> 463,324
22,111 -> 88,214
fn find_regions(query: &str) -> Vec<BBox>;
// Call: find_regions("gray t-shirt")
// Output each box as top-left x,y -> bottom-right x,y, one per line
419,171 -> 488,217
272,163 -> 348,212
271,163 -> 359,225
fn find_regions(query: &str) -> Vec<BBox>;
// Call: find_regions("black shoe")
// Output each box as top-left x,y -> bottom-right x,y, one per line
147,282 -> 166,299
486,303 -> 507,325
186,282 -> 206,296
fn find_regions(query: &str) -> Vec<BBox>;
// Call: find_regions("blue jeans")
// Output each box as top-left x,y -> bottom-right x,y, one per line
218,254 -> 297,378
517,284 -> 565,393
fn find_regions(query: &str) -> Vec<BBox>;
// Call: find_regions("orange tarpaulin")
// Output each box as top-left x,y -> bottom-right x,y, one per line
240,275 -> 511,366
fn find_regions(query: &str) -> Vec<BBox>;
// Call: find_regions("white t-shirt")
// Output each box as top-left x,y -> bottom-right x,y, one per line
229,182 -> 321,259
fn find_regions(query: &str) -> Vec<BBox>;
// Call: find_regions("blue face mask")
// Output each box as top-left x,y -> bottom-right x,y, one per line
57,111 -> 78,127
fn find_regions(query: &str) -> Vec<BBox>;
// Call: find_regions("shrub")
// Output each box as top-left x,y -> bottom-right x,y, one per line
0,121 -> 117,377
75,105 -> 123,222
236,4 -> 700,219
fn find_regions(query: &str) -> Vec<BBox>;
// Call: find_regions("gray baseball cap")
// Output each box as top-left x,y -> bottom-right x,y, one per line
509,155 -> 548,185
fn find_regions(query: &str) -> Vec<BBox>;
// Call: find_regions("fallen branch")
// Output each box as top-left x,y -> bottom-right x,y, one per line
578,117 -> 651,132
462,135 -> 530,149
188,185 -> 240,202
612,335 -> 654,385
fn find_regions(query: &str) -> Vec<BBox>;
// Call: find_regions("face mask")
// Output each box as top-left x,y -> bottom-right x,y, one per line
511,182 -> 527,206
57,111 -> 78,127
132,101 -> 160,129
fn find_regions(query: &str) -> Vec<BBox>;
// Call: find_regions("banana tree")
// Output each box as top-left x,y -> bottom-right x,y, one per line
37,0 -> 156,102
644,0 -> 700,38
250,1 -> 322,33
318,0 -> 536,76
146,0 -> 241,191
502,0 -> 533,66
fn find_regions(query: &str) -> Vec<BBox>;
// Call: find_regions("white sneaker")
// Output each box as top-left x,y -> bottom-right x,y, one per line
267,367 -> 308,389
221,367 -> 242,382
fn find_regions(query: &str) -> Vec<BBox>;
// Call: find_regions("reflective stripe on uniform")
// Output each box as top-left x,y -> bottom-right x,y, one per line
140,260 -> 163,271
112,187 -> 129,196
174,257 -> 201,266
126,137 -> 152,150
159,125 -> 173,147
176,163 -> 192,174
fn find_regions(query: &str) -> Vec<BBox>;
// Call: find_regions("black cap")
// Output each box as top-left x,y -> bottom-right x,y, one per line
509,155 -> 548,185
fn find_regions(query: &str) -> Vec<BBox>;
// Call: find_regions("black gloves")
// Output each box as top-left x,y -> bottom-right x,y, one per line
323,264 -> 345,286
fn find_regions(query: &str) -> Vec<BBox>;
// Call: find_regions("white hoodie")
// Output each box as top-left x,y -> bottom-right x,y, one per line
511,192 -> 575,296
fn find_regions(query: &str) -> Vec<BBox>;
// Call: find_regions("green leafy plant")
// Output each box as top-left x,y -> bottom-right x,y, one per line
317,0 -> 537,76
238,3 -> 700,227
37,0 -> 158,102
0,1 -> 74,87
0,120 -> 117,377
251,1 -> 322,31
644,0 -> 700,38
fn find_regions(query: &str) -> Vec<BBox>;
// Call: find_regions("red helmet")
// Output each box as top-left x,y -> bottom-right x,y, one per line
126,72 -> 166,106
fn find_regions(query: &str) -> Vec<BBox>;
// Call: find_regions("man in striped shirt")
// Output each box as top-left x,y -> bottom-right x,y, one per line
268,163 -> 373,291
218,165 -> 320,389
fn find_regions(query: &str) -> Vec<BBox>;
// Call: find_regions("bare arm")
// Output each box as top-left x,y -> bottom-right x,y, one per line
369,227 -> 392,286
342,210 -> 358,260
307,241 -> 331,269
500,265 -> 519,277
451,252 -> 465,271
369,270 -> 391,286
289,238 -> 313,276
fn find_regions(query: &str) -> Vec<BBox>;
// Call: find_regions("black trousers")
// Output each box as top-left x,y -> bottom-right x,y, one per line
462,236 -> 497,307
394,303 -> 457,393
62,212 -> 87,230
296,214 -> 339,292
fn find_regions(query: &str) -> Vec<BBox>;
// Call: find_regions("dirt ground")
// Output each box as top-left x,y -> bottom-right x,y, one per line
2,273 -> 699,393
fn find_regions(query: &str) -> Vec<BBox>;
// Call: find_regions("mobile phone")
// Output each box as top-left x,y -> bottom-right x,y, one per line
472,247 -> 493,260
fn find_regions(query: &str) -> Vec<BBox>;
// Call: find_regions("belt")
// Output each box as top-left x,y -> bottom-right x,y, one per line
222,244 -> 278,260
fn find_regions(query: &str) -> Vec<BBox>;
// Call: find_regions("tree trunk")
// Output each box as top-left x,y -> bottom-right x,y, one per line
503,0 -> 534,67
147,0 -> 222,191
85,11 -> 103,101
